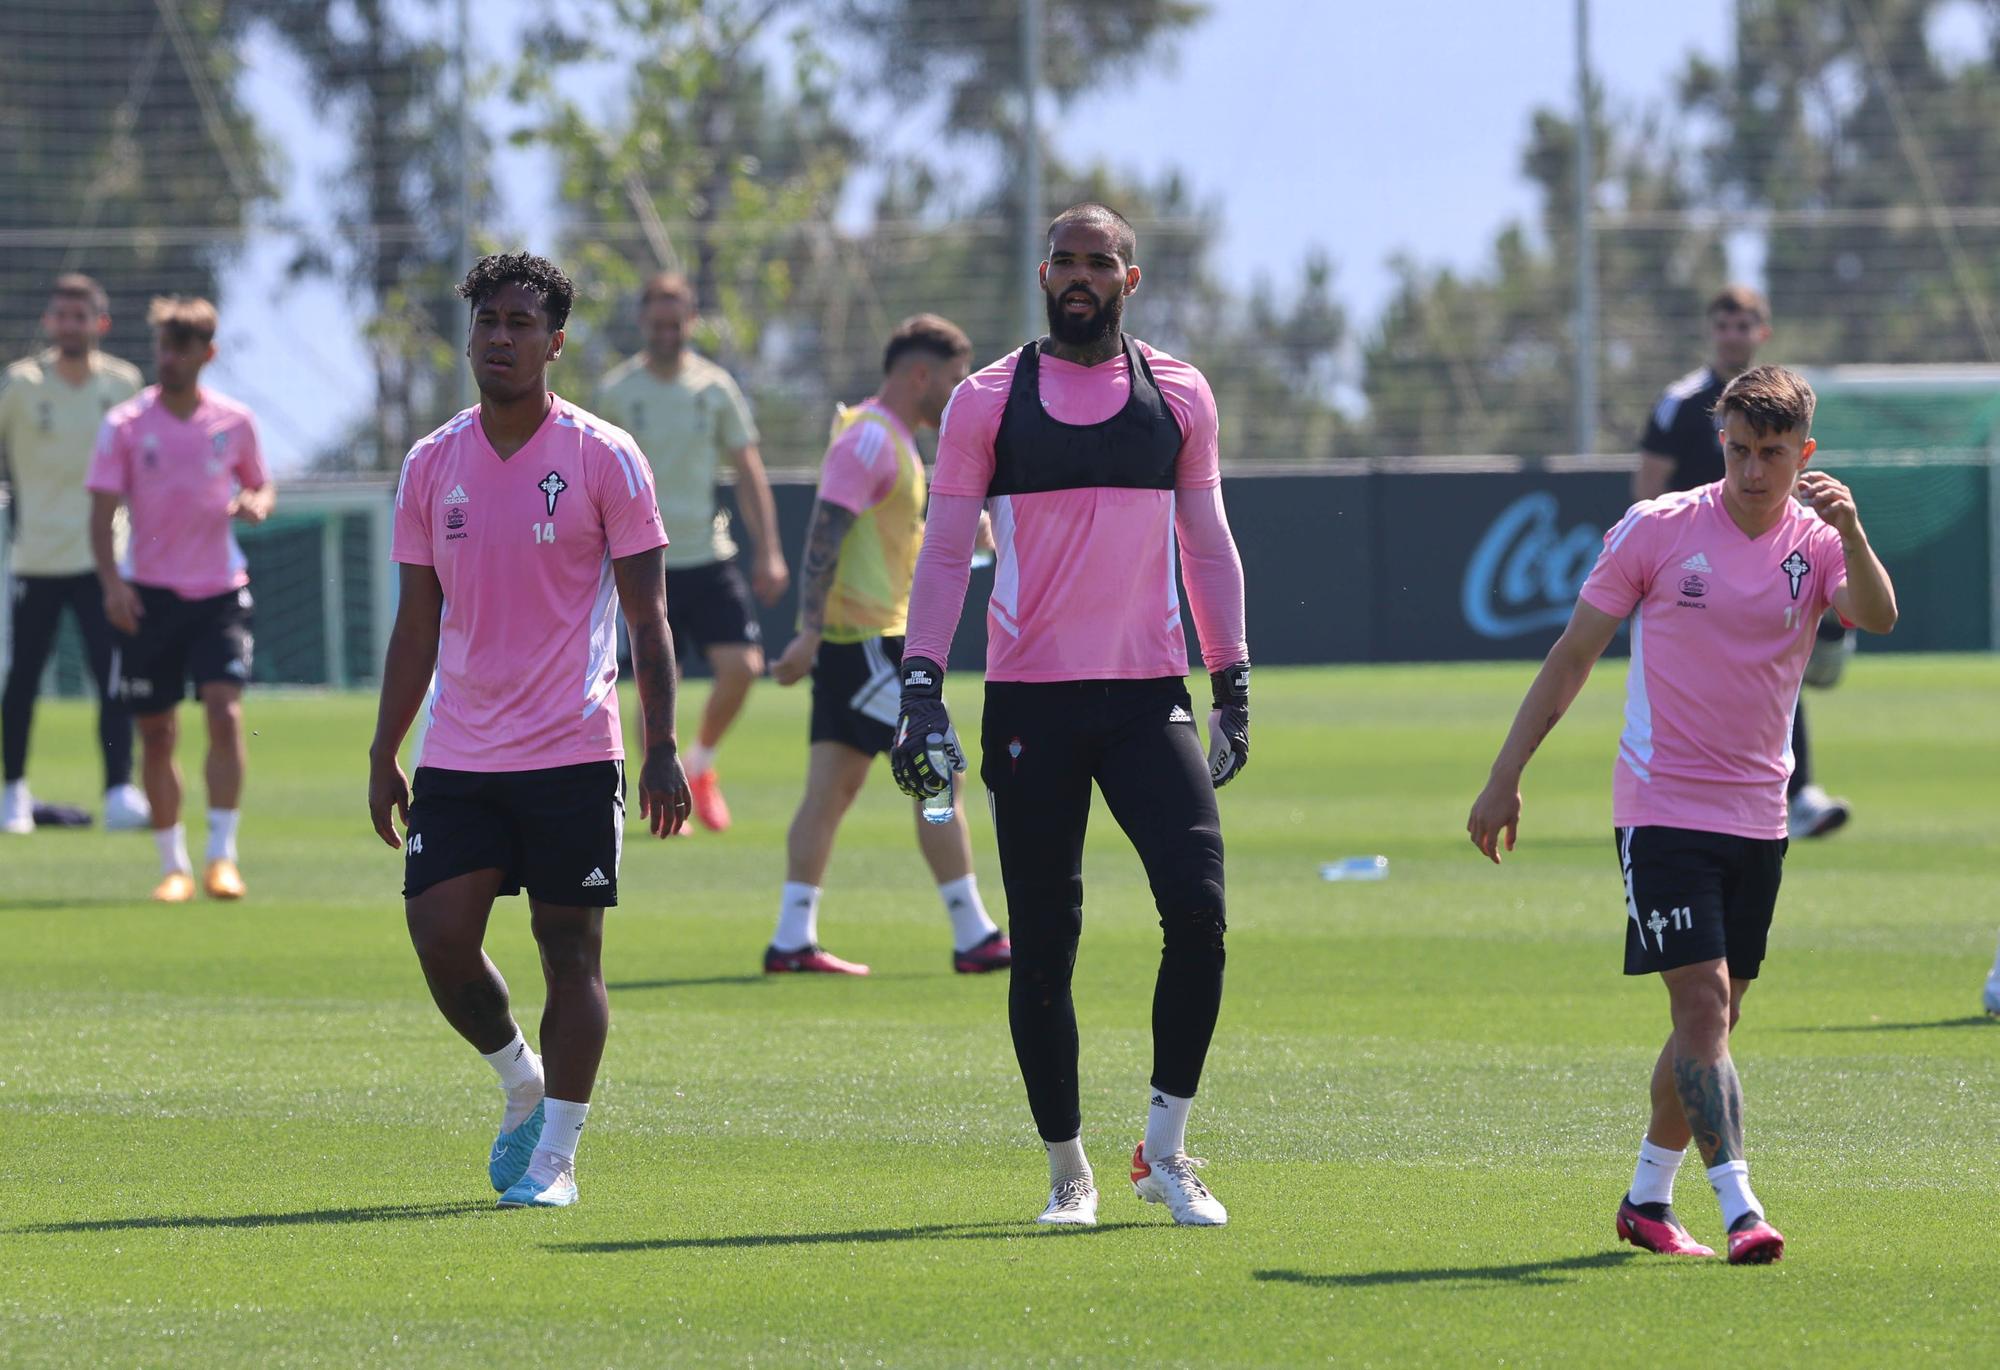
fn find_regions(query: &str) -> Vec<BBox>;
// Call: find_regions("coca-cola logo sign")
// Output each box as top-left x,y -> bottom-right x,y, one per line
1460,492 -> 1606,639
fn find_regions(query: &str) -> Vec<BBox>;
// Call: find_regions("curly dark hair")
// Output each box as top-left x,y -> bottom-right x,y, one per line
456,252 -> 574,330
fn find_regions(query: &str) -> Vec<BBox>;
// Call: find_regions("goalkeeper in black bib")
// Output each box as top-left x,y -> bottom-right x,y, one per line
892,204 -> 1250,1227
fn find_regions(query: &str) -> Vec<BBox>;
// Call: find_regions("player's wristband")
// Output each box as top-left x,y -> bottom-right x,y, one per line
901,655 -> 946,702
1210,663 -> 1250,711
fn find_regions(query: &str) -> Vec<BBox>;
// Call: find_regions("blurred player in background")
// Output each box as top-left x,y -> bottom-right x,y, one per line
598,274 -> 787,833
892,204 -> 1251,1228
1634,286 -> 1852,839
370,252 -> 688,1211
0,273 -> 146,834
765,314 -> 1008,977
1474,366 -> 1897,1264
87,297 -> 272,901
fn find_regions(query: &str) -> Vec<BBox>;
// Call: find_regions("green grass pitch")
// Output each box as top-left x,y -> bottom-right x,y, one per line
1,657 -> 1995,1366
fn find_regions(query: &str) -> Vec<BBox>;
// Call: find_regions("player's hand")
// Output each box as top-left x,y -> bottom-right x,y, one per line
890,656 -> 962,798
1466,775 -> 1522,864
1206,664 -> 1250,788
637,741 -> 691,837
229,487 -> 272,525
751,554 -> 790,606
770,632 -> 818,686
102,579 -> 143,636
368,752 -> 411,850
1798,471 -> 1861,539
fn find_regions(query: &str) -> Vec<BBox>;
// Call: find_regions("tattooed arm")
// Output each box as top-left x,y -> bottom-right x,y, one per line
770,498 -> 857,686
1466,599 -> 1624,863
613,545 -> 691,837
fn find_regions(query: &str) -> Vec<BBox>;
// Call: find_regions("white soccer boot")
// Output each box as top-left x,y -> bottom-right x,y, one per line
1787,784 -> 1850,839
1983,973 -> 2000,1019
1130,1143 -> 1228,1226
1036,1177 -> 1099,1226
497,1151 -> 577,1208
102,783 -> 152,831
2,781 -> 33,835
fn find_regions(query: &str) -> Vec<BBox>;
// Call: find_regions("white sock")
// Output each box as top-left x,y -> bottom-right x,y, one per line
153,824 -> 191,875
1046,1135 -> 1092,1188
1143,1088 -> 1193,1163
539,1097 -> 590,1163
1629,1138 -> 1685,1207
939,874 -> 999,953
1988,929 -> 2000,982
775,882 -> 820,951
480,1032 -> 544,1129
683,742 -> 716,778
206,808 -> 239,863
1707,1159 -> 1763,1229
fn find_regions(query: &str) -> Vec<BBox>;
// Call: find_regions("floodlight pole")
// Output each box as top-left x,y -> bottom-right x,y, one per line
1574,0 -> 1598,455
1021,0 -> 1045,344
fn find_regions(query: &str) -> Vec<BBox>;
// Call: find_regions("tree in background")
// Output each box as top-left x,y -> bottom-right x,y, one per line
1681,0 -> 2000,366
247,0 -> 486,470
0,0 -> 266,368
1362,96 -> 1725,458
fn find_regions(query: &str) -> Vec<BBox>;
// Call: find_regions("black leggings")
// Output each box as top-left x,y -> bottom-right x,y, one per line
981,678 -> 1226,1143
3,572 -> 133,787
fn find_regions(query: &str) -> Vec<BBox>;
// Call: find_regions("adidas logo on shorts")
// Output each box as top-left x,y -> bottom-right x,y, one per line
443,484 -> 470,504
1168,705 -> 1194,724
581,867 -> 610,888
1680,551 -> 1714,573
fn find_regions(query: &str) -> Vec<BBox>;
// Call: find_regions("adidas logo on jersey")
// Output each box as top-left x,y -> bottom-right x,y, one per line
581,867 -> 610,888
1168,705 -> 1194,724
1680,551 -> 1713,573
443,484 -> 470,504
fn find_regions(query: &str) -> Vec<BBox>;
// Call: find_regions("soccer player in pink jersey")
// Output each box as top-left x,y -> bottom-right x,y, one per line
86,297 -> 274,903
891,205 -> 1251,1228
765,314 -> 1008,977
367,253 -> 691,1210
1468,366 -> 1898,1265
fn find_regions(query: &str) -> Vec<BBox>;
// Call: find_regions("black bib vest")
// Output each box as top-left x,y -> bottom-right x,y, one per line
988,336 -> 1185,496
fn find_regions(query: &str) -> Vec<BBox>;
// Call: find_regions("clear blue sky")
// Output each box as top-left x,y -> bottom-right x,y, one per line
214,0 -> 1735,472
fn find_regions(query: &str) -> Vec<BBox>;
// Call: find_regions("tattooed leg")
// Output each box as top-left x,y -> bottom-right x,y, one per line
1660,958 -> 1739,1166
406,868 -> 516,1053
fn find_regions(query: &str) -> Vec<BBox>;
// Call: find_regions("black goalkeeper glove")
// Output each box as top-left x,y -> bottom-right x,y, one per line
890,656 -> 964,799
1206,663 -> 1250,788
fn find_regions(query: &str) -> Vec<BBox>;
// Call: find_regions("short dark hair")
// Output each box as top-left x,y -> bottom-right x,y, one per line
1707,284 -> 1768,323
147,296 -> 218,344
51,273 -> 108,315
883,314 -> 972,374
639,272 -> 695,310
1047,202 -> 1137,263
456,252 -> 574,330
1714,364 -> 1815,435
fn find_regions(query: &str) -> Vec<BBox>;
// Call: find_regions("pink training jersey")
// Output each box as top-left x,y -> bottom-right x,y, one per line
817,399 -> 912,515
904,341 -> 1245,680
86,387 -> 269,600
1579,483 -> 1850,840
392,396 -> 667,773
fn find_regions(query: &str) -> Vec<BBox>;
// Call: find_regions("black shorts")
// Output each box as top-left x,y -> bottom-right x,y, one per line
809,635 -> 903,756
665,558 -> 761,657
403,761 -> 625,906
113,584 -> 254,715
1617,825 -> 1787,979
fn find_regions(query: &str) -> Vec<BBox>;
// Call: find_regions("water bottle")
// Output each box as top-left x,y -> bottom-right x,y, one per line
920,734 -> 955,825
1320,855 -> 1389,882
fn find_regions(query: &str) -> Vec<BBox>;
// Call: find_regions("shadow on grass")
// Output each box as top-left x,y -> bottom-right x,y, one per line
607,976 -> 767,992
1255,1250 -> 1637,1289
16,1200 -> 494,1234
556,1219 -> 1137,1253
1783,1015 -> 1995,1033
0,897 -> 166,912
